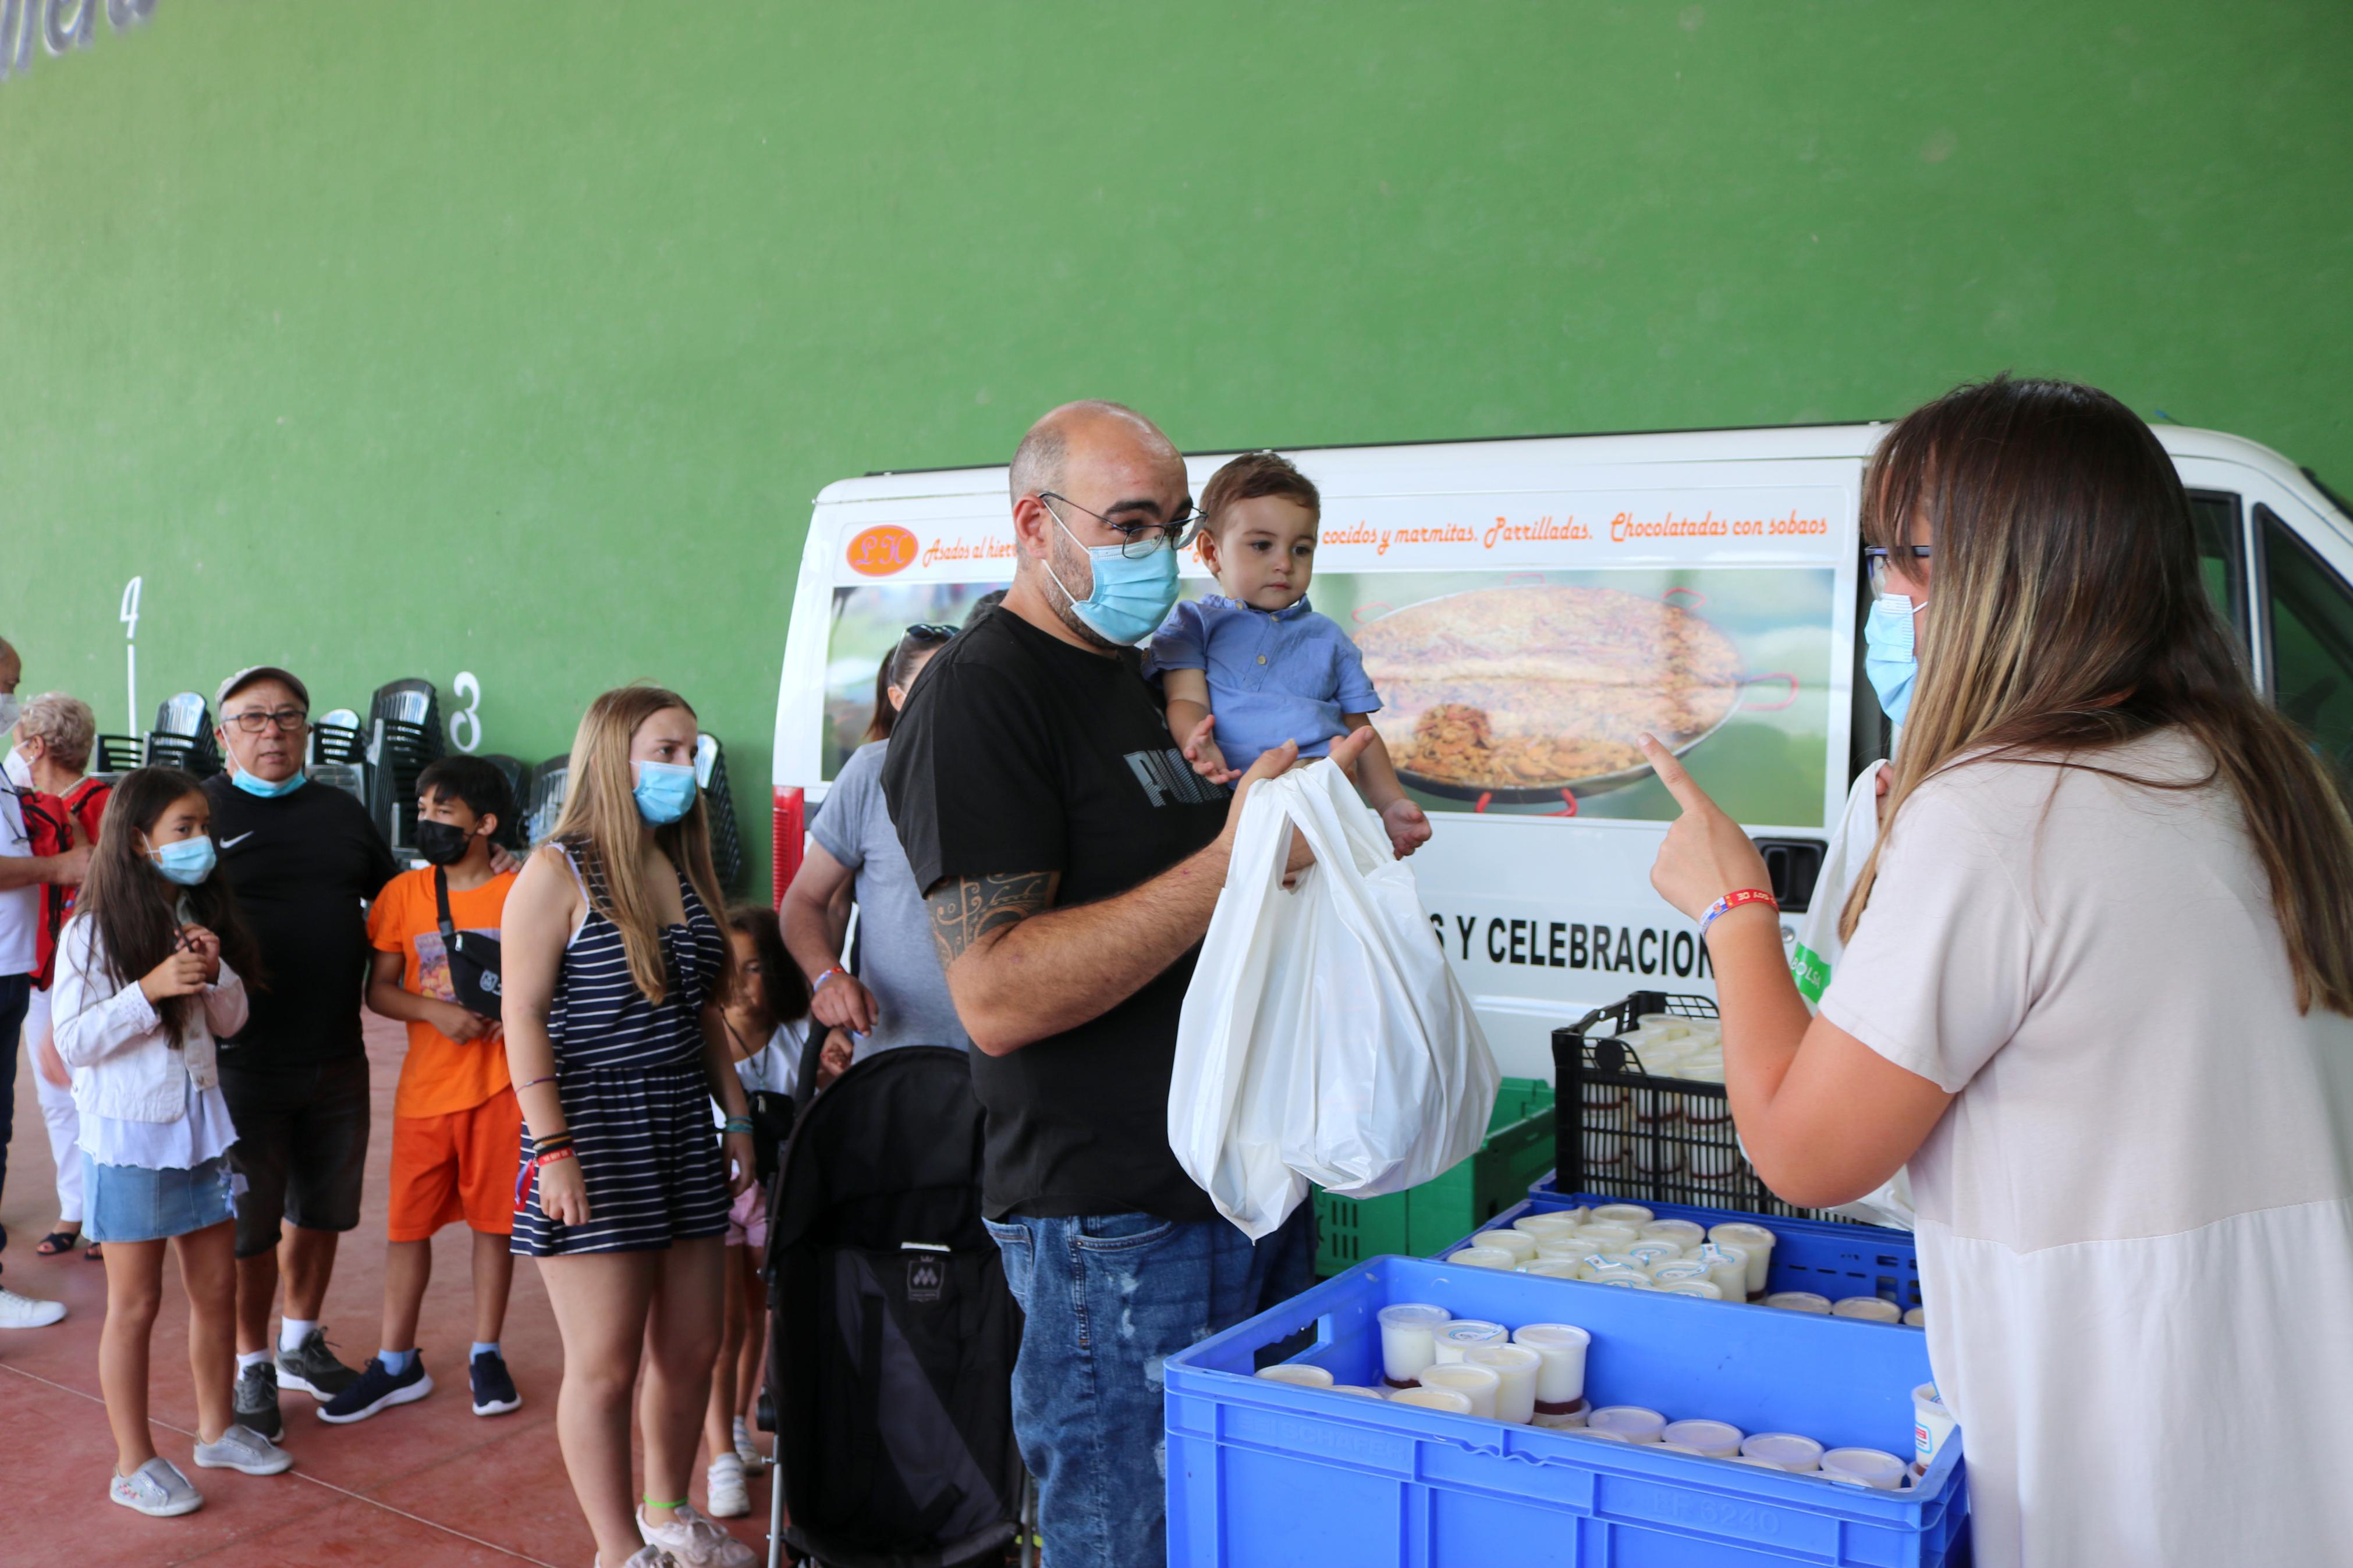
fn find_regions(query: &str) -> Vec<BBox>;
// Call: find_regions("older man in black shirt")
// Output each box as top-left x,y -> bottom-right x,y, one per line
883,402 -> 1365,1568
204,666 -> 398,1439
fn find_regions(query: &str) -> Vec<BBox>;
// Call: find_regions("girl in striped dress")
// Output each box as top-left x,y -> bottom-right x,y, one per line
502,686 -> 758,1568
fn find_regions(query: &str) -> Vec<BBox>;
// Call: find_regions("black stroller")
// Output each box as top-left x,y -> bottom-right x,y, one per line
761,1046 -> 1027,1568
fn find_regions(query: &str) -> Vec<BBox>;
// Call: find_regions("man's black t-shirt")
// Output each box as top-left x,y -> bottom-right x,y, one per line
204,775 -> 399,1063
882,606 -> 1231,1223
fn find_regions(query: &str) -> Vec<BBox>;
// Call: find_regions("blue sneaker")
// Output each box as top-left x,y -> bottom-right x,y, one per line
317,1353 -> 433,1424
470,1349 -> 521,1416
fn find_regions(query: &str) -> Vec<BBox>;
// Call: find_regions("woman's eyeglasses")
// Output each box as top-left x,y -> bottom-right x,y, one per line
1864,545 -> 1932,593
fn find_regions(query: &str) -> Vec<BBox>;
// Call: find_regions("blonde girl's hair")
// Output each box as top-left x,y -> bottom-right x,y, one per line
1841,376 -> 2353,1014
551,684 -> 733,1006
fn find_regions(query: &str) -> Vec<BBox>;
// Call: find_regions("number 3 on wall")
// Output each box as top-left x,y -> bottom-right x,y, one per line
449,671 -> 483,753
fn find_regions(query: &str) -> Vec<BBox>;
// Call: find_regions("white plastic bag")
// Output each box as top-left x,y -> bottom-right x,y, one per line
1170,759 -> 1500,1239
1788,759 -> 1915,1231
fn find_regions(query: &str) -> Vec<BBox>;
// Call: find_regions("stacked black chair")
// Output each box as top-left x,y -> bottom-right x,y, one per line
364,679 -> 445,855
695,733 -> 746,893
307,707 -> 370,809
94,734 -> 144,774
310,707 -> 367,766
478,753 -> 532,849
525,753 -> 570,847
144,693 -> 223,779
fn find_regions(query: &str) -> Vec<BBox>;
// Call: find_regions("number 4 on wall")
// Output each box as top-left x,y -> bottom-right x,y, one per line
449,671 -> 482,753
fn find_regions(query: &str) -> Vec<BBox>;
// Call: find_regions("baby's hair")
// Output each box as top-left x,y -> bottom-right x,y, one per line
1201,450 -> 1319,536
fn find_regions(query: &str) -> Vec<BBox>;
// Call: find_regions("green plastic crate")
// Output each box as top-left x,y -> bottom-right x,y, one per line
1311,1077 -> 1556,1277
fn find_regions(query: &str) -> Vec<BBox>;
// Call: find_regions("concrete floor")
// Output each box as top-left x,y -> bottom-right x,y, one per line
1,1014 -> 776,1568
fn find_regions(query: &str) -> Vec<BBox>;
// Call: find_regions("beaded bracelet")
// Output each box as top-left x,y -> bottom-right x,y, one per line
1697,888 -> 1778,938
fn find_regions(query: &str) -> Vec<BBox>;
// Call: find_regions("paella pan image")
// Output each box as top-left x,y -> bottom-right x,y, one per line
1350,581 -> 1804,808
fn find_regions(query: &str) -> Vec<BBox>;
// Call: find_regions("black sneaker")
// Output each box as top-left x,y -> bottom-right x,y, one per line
470,1349 -> 521,1416
276,1327 -> 360,1400
317,1353 -> 433,1424
232,1360 -> 282,1442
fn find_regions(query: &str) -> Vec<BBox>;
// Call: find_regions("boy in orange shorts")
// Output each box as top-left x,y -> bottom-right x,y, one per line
325,757 -> 523,1423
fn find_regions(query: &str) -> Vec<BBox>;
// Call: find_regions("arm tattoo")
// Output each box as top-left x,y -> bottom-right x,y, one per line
928,871 -> 1056,968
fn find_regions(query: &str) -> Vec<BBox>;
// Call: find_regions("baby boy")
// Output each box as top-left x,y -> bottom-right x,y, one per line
1147,450 -> 1432,858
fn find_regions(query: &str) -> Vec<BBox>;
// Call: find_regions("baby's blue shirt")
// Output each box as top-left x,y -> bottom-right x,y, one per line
1145,594 -> 1381,773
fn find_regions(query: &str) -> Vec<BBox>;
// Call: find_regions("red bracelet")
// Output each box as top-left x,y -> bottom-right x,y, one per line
514,1145 -> 577,1211
1698,888 -> 1778,937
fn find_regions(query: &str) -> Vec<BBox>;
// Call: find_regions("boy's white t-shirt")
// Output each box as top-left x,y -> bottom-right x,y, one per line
1820,730 -> 2353,1567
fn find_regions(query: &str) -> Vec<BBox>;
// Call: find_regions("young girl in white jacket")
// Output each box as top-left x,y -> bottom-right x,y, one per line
52,766 -> 295,1515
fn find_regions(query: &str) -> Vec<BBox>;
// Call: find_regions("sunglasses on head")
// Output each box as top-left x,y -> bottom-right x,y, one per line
904,623 -> 958,643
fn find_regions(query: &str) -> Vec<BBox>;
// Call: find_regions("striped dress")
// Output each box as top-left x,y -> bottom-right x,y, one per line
512,837 -> 731,1256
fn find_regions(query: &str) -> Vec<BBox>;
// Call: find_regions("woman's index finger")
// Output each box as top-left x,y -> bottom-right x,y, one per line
1639,734 -> 1713,813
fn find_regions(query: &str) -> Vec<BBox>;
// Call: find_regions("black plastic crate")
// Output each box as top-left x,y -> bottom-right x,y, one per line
1552,989 -> 1865,1226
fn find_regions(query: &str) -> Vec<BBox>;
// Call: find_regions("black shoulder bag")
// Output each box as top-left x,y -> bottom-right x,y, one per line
434,866 -> 505,1022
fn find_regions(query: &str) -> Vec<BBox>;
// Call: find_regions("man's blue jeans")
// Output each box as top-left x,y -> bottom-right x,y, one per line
985,1211 -> 1277,1568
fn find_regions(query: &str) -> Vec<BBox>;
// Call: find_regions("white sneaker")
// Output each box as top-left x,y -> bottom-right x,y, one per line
0,1285 -> 67,1328
704,1453 -> 749,1518
730,1416 -> 766,1470
637,1500 -> 756,1567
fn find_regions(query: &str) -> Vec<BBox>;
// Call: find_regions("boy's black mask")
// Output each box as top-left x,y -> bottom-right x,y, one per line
414,819 -> 474,867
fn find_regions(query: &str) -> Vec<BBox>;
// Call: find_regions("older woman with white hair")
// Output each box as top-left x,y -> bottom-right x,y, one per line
13,691 -> 110,1260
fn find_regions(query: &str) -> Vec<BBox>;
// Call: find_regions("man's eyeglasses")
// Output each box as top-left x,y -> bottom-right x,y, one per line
1864,545 -> 1933,593
1039,491 -> 1204,560
225,707 -> 309,734
903,623 -> 958,643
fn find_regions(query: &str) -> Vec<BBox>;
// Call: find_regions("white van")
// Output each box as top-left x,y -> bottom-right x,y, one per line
772,423 -> 2353,1079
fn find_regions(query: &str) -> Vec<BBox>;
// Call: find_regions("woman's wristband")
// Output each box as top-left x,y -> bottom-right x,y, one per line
1697,888 -> 1778,938
722,1117 -> 754,1136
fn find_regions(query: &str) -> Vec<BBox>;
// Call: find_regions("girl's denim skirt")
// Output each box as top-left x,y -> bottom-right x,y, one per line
82,1153 -> 238,1243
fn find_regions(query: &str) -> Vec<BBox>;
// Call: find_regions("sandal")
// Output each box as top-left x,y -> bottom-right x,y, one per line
84,1242 -> 104,1261
35,1230 -> 80,1257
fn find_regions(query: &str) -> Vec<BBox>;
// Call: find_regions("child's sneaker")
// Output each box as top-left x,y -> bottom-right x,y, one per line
470,1347 -> 521,1416
318,1353 -> 432,1424
637,1501 -> 757,1566
193,1424 -> 294,1475
233,1359 -> 283,1442
705,1452 -> 749,1518
109,1456 -> 203,1517
730,1414 -> 766,1470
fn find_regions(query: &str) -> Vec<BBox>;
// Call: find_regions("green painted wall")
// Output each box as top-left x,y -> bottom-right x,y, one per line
3,1 -> 2347,896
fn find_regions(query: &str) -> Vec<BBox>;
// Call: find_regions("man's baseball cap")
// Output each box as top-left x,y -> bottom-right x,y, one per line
215,666 -> 311,713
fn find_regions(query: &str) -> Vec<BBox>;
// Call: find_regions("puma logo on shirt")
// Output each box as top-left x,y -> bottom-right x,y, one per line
1124,748 -> 1229,809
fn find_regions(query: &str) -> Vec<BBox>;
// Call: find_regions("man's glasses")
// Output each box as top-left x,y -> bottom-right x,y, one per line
1039,491 -> 1204,559
1864,545 -> 1933,593
225,707 -> 309,734
903,623 -> 959,642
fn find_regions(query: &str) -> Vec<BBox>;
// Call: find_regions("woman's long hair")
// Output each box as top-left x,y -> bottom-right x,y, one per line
861,627 -> 950,744
551,685 -> 733,1006
1843,376 -> 2353,1013
76,766 -> 262,1045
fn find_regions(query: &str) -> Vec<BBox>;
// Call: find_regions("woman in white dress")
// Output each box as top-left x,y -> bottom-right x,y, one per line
1641,376 -> 2353,1566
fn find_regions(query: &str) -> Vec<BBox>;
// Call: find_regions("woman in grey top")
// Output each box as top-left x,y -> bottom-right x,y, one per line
781,624 -> 972,1058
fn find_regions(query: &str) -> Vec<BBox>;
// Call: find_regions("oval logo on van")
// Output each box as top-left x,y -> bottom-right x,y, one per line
846,525 -> 919,577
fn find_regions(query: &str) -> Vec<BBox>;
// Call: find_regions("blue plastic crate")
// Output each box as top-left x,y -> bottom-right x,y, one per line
1516,1179 -> 1926,1311
1166,1256 -> 1967,1567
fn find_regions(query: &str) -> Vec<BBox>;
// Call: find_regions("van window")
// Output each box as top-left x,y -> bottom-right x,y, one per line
2187,490 -> 2246,649
822,582 -> 1009,779
2260,504 -> 2353,776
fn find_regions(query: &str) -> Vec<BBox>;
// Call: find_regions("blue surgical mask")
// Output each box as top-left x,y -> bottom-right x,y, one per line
1040,500 -> 1181,646
632,759 -> 698,825
1864,593 -> 1923,728
149,833 -> 218,886
230,765 -> 307,799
